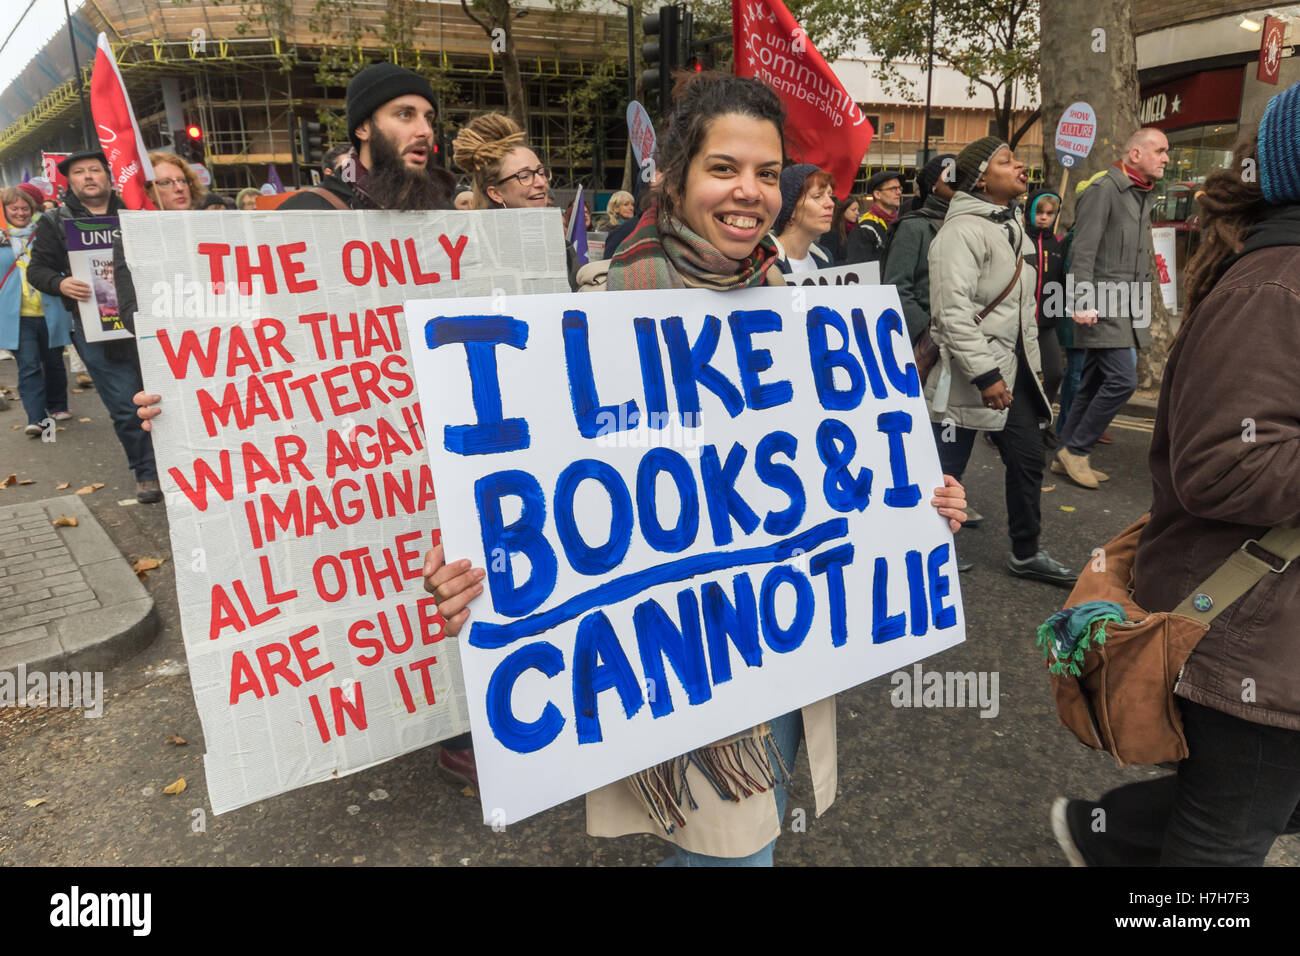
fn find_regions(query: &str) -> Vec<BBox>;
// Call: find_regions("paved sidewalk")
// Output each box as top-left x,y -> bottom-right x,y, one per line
0,494 -> 157,673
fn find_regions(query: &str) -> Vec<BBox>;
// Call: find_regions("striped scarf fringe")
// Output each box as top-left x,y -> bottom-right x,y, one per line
629,723 -> 793,836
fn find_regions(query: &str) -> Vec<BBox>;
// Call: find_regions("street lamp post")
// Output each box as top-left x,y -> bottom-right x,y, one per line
63,0 -> 93,146
922,0 -> 935,166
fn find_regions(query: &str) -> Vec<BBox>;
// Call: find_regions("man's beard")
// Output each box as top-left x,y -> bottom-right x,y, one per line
364,128 -> 450,211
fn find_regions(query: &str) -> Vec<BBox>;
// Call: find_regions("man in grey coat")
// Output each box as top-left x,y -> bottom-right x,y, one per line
1055,127 -> 1168,488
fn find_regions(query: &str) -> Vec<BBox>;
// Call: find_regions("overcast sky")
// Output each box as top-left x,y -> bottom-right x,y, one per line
0,0 -> 87,98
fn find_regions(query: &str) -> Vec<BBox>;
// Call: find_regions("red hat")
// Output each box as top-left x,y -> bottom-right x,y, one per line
16,182 -> 43,207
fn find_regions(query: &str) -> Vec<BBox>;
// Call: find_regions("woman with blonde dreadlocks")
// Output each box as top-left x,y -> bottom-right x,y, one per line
452,113 -> 580,290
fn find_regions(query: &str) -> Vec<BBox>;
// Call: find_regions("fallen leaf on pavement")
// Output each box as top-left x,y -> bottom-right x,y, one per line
75,483 -> 106,495
132,557 -> 164,573
18,479 -> 34,485
77,417 -> 92,423
23,798 -> 46,808
9,424 -> 18,430
1041,484 -> 1056,492
162,778 -> 187,795
165,734 -> 187,746
460,786 -> 475,798
52,515 -> 78,528
1060,505 -> 1077,513
2,474 -> 15,487
70,388 -> 85,394
56,482 -> 70,489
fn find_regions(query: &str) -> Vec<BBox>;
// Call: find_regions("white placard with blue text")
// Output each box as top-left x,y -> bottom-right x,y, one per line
404,286 -> 966,824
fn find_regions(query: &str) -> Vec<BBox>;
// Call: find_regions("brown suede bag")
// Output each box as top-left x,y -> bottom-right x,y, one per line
1048,514 -> 1300,767
1048,515 -> 1207,766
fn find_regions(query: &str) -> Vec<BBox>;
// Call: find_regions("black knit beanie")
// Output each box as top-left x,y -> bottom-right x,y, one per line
347,64 -> 438,149
955,136 -> 1009,193
775,163 -> 820,233
917,152 -> 957,202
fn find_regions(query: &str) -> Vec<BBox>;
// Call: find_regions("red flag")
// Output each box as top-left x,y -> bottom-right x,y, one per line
41,152 -> 69,198
89,32 -> 155,210
732,0 -> 872,198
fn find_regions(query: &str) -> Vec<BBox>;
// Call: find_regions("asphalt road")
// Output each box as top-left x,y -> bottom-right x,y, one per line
1,370 -> 1294,866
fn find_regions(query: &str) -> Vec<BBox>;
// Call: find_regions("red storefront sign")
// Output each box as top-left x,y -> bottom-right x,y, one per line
1258,16 -> 1286,85
1138,67 -> 1244,131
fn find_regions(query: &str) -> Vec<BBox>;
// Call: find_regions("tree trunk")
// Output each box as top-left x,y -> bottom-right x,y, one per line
1040,0 -> 1170,390
502,48 -> 528,130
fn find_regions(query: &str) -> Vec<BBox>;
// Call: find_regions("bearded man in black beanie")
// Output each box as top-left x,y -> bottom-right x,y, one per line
281,63 -> 453,211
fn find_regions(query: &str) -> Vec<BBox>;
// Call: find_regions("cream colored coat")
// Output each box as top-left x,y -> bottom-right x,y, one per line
923,191 -> 1050,430
585,696 -> 838,858
582,254 -> 832,859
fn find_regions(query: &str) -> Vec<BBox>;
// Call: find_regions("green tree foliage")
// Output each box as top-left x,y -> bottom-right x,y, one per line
792,0 -> 1041,147
309,0 -> 458,146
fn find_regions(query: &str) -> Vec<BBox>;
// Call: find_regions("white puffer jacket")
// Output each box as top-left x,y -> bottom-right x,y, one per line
923,191 -> 1050,430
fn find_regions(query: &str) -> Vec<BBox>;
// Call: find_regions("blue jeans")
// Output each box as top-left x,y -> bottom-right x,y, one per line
661,710 -> 804,867
1056,347 -> 1085,428
16,315 -> 68,426
71,323 -> 157,481
1069,700 -> 1300,865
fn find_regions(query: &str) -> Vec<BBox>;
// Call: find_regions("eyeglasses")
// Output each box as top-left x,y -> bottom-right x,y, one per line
496,165 -> 551,187
153,178 -> 190,190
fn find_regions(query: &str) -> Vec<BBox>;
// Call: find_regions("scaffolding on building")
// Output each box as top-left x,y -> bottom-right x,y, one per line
0,1 -> 632,192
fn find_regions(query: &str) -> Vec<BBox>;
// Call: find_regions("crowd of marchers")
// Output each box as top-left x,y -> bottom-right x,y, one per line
6,60 -> 1300,868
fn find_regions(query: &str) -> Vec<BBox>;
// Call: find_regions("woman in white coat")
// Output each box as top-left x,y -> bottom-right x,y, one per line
924,137 -> 1074,587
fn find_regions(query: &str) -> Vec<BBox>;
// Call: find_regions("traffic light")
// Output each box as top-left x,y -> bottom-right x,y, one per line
298,120 -> 324,168
685,13 -> 728,71
178,123 -> 204,163
680,8 -> 695,71
642,5 -> 681,120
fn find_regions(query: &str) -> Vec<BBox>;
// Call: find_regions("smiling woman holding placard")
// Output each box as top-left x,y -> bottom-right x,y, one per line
423,71 -> 968,867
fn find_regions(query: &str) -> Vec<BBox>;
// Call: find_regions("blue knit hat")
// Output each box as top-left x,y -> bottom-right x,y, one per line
775,163 -> 820,233
1258,80 -> 1300,204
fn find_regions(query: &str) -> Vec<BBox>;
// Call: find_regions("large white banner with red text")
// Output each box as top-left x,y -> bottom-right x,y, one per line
123,208 -> 570,813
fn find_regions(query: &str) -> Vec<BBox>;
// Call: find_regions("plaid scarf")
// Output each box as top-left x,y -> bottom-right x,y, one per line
607,196 -> 779,291
602,195 -> 790,835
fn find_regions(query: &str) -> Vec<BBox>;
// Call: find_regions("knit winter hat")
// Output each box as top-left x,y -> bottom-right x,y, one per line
775,163 -> 820,233
347,64 -> 437,149
916,152 -> 957,201
1258,79 -> 1300,204
955,136 -> 1010,193
16,182 -> 44,208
